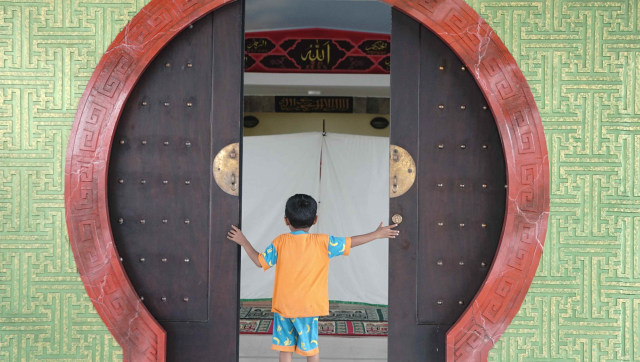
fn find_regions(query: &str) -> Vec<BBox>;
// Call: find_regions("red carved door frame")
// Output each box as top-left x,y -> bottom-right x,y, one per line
64,0 -> 549,361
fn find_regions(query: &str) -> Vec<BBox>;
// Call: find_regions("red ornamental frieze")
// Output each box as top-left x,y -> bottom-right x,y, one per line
65,0 -> 548,361
244,28 -> 391,73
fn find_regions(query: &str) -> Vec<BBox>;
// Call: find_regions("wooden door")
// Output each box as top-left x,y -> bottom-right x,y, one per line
389,9 -> 507,360
106,3 -> 243,360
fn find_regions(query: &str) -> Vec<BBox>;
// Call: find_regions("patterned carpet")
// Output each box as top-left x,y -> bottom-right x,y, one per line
240,301 -> 388,336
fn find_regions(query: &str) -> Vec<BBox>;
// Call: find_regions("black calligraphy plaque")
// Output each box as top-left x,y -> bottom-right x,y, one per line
286,39 -> 346,70
275,96 -> 353,113
335,56 -> 375,71
259,55 -> 297,70
358,40 -> 390,55
245,38 -> 276,53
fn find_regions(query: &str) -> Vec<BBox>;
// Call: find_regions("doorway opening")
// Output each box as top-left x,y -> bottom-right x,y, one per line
239,1 -> 391,360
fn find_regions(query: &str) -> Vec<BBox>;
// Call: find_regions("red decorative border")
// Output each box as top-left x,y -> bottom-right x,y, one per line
65,0 -> 548,361
385,0 -> 549,360
64,1 -> 234,361
245,28 -> 390,73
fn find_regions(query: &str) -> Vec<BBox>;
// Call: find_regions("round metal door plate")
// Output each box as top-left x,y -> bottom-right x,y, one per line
213,142 -> 240,196
390,144 -> 416,198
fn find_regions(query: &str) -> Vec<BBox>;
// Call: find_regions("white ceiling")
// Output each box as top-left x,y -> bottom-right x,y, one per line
246,0 -> 390,33
244,0 -> 391,97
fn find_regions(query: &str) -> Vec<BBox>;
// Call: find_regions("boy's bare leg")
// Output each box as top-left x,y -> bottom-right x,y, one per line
307,353 -> 320,362
279,351 -> 292,362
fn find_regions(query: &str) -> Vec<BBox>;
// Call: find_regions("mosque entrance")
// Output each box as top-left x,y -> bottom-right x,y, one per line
66,0 -> 548,361
106,3 -> 505,357
104,3 -> 506,361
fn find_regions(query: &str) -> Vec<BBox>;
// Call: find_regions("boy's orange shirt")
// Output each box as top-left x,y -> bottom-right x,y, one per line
258,231 -> 351,318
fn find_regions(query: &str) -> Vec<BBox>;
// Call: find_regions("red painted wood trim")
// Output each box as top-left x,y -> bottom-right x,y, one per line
64,1 -> 234,361
386,0 -> 549,361
245,28 -> 391,73
65,0 -> 548,361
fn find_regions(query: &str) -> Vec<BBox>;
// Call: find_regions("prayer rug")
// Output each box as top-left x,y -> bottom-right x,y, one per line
240,301 -> 388,337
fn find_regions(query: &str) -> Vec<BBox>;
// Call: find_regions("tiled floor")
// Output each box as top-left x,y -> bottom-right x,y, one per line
240,334 -> 387,361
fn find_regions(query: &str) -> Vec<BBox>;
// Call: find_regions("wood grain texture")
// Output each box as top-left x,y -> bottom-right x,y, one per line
64,0 -> 236,361
387,1 -> 550,361
390,10 -> 508,361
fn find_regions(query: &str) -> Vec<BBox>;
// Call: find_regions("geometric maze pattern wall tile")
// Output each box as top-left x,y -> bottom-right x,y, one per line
0,1 -> 151,360
474,0 -> 640,361
1,0 -> 639,360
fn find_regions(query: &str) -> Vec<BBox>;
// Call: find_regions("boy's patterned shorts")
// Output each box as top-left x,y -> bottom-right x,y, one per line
271,312 -> 319,356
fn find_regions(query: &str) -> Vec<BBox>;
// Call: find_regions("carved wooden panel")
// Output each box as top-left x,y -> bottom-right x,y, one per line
64,0 -> 241,361
414,23 -> 507,326
387,0 -> 550,361
108,12 -> 214,322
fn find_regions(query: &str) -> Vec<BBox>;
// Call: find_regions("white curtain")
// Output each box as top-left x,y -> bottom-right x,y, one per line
241,133 -> 389,305
240,133 -> 323,300
317,134 -> 389,305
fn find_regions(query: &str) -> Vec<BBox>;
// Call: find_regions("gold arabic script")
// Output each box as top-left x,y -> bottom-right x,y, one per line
301,40 -> 331,64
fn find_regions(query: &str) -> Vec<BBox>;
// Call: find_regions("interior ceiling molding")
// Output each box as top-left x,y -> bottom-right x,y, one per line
65,0 -> 549,361
244,73 -> 390,97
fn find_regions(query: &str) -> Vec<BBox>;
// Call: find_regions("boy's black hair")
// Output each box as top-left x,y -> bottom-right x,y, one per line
285,194 -> 317,229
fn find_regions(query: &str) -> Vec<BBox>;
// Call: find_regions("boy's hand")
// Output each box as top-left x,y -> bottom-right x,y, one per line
227,225 -> 263,268
351,222 -> 400,248
373,222 -> 399,239
227,225 -> 249,246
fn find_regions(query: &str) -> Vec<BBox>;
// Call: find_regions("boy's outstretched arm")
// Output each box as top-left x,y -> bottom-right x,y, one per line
350,222 -> 399,248
227,225 -> 262,267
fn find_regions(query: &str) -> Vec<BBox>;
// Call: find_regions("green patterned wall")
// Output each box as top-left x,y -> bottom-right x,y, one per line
0,0 -> 638,360
474,1 -> 640,360
0,1 -> 149,360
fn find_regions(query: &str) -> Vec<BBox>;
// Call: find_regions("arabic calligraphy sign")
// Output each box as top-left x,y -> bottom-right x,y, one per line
275,96 -> 353,113
287,39 -> 346,70
245,38 -> 275,53
245,28 -> 390,74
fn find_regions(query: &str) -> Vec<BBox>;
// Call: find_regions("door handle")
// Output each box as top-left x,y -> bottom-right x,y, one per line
392,214 -> 403,224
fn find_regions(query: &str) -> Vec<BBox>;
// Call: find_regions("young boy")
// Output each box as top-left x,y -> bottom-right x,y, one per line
227,194 -> 399,362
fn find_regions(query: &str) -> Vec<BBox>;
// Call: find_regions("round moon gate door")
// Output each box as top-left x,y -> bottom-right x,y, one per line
65,0 -> 549,361
65,1 -> 243,361
387,2 -> 548,361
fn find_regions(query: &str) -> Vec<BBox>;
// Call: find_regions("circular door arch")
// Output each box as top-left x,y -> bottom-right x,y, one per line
65,0 -> 549,361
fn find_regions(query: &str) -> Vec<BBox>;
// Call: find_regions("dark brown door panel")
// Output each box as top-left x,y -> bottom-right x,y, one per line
107,3 -> 243,360
389,9 -> 506,360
